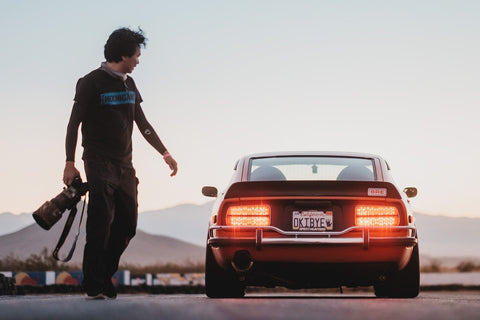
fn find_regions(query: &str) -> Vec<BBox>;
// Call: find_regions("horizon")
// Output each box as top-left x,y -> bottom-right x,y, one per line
1,202 -> 479,261
1,202 -> 480,220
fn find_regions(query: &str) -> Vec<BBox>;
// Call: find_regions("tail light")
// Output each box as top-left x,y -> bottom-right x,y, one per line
226,205 -> 271,226
355,205 -> 400,227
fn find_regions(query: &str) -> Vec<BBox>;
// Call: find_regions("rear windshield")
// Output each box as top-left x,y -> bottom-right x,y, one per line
249,157 -> 375,181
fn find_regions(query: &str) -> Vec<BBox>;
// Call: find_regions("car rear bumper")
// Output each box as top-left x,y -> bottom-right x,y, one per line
208,225 -> 417,250
208,225 -> 417,270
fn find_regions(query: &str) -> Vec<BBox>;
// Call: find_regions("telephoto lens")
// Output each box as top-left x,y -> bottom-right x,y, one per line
32,200 -> 64,230
32,177 -> 88,230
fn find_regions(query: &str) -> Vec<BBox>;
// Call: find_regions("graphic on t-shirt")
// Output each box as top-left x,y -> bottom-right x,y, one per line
100,91 -> 136,106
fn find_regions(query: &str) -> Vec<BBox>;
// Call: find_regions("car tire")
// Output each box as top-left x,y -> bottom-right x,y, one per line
205,244 -> 245,298
374,244 -> 420,298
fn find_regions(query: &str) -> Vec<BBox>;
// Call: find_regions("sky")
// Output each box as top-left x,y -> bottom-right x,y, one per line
0,0 -> 479,218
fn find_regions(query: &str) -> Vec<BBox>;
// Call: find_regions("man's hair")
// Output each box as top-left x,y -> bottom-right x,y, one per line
104,28 -> 147,63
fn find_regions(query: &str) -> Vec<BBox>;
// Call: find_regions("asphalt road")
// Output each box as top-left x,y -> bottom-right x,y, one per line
1,292 -> 479,320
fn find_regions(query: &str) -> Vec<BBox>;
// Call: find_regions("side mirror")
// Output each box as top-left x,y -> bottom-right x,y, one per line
202,186 -> 218,198
403,187 -> 418,198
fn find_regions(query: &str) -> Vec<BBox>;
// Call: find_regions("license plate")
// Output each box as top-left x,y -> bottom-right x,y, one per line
292,210 -> 333,231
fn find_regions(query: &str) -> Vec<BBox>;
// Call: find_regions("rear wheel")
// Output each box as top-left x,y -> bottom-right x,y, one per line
205,244 -> 245,298
374,244 -> 420,298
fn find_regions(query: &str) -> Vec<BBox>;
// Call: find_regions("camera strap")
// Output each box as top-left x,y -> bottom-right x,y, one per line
53,194 -> 87,262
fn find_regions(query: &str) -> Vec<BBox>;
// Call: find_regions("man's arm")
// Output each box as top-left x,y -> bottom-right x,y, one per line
63,102 -> 82,185
135,104 -> 178,176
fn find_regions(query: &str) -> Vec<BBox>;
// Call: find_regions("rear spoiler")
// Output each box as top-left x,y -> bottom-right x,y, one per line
224,181 -> 402,199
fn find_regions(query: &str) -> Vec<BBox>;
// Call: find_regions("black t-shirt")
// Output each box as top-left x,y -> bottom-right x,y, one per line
66,68 -> 166,167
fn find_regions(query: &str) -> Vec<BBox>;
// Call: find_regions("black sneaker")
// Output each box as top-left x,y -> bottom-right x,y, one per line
103,280 -> 117,299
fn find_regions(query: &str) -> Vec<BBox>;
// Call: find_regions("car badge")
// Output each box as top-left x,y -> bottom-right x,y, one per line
368,188 -> 387,197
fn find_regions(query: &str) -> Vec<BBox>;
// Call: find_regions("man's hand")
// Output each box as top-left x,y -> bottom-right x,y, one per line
63,161 -> 81,186
163,152 -> 178,177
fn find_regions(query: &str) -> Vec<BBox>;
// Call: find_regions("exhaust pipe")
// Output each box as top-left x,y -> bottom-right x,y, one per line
231,250 -> 253,272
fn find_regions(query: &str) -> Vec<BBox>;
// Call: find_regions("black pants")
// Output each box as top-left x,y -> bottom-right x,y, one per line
82,157 -> 138,293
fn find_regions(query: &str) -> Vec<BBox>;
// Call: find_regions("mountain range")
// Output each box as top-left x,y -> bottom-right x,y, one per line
0,208 -> 204,267
1,202 -> 480,267
0,202 -> 214,246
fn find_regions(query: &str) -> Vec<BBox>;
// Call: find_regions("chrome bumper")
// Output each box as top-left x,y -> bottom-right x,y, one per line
208,225 -> 418,250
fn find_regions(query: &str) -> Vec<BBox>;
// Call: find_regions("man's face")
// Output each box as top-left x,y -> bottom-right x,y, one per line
121,46 -> 141,74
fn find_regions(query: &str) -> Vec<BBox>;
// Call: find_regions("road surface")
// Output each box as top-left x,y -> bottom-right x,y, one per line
1,292 -> 479,320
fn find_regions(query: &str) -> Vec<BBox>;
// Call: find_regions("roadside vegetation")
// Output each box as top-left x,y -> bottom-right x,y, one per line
121,262 -> 204,274
0,248 -> 71,272
1,249 -> 479,274
421,259 -> 480,273
0,248 -> 204,274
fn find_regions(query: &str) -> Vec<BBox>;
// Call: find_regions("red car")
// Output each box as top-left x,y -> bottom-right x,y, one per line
202,152 -> 419,298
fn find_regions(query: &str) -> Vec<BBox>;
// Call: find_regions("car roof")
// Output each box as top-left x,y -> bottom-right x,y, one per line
244,151 -> 383,160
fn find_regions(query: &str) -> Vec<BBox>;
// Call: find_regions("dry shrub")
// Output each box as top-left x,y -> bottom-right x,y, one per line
421,259 -> 442,273
120,261 -> 205,274
0,249 -> 204,274
456,261 -> 480,273
0,248 -> 75,272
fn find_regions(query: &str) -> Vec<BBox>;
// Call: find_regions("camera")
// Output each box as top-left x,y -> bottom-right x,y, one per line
33,177 -> 88,230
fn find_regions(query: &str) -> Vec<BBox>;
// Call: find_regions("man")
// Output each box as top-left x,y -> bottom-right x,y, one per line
63,28 -> 178,299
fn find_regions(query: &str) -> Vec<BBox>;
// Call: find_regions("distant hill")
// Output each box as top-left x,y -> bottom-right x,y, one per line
137,202 -> 213,245
0,203 -> 204,267
0,212 -> 36,235
414,213 -> 480,261
0,202 -> 214,246
1,204 -> 480,265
